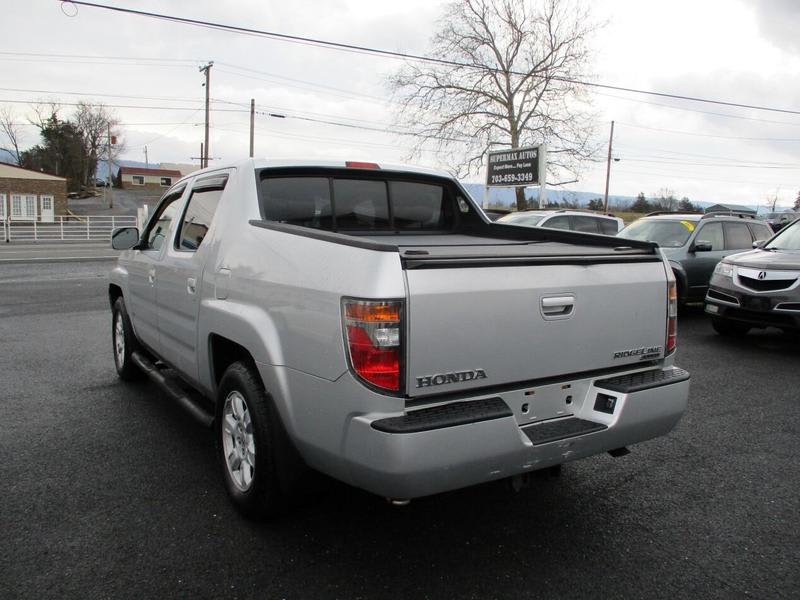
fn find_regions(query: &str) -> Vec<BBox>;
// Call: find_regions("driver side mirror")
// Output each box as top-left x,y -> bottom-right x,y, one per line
752,240 -> 766,249
111,226 -> 141,250
692,240 -> 712,252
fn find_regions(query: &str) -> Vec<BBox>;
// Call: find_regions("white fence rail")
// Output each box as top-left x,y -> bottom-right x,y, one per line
1,215 -> 137,243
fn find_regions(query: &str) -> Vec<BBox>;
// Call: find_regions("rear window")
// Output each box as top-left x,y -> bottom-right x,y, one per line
260,175 -> 454,231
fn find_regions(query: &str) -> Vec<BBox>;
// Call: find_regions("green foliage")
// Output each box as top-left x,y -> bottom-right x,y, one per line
21,115 -> 84,192
630,192 -> 651,213
677,197 -> 695,212
587,198 -> 604,211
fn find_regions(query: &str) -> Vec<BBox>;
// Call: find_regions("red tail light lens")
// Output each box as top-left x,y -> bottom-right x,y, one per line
345,161 -> 380,169
343,299 -> 403,392
666,281 -> 677,354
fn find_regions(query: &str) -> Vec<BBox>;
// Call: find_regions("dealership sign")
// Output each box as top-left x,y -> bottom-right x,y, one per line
486,146 -> 545,187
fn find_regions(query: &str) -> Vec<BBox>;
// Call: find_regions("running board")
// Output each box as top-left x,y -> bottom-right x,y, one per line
131,351 -> 214,428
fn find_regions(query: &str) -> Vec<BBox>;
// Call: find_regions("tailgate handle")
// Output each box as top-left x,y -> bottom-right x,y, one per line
541,295 -> 575,319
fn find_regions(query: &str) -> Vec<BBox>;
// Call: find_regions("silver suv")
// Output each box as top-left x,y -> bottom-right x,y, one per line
705,218 -> 800,335
497,209 -> 623,234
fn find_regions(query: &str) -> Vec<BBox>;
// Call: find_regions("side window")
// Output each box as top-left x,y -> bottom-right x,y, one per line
145,190 -> 184,251
598,219 -> 618,235
724,222 -> 753,250
748,223 -> 772,242
695,222 -> 723,250
542,215 -> 571,230
177,188 -> 223,251
573,215 -> 600,233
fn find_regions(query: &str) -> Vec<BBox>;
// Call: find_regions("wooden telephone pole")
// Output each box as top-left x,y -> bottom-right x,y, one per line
199,62 -> 213,168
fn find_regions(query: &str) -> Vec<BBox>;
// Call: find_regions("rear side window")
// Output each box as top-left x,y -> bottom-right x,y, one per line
260,175 -> 454,231
748,222 -> 772,241
542,215 -> 571,230
598,219 -> 618,235
724,222 -> 753,250
573,215 -> 600,233
177,188 -> 223,251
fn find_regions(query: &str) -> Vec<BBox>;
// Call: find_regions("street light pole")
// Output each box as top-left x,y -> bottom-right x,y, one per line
603,120 -> 615,214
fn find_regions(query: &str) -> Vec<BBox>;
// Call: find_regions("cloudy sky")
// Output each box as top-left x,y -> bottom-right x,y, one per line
1,0 -> 799,207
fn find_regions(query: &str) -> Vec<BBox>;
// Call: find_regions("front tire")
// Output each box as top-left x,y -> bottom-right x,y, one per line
712,317 -> 750,337
112,297 -> 143,381
217,362 -> 289,518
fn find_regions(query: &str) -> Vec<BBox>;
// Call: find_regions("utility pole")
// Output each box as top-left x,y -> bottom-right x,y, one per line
602,120 -> 615,214
143,145 -> 149,169
249,98 -> 255,158
199,62 -> 213,168
107,123 -> 114,209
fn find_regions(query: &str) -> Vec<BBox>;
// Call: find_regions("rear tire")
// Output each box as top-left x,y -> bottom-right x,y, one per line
712,317 -> 750,337
112,297 -> 143,381
217,361 -> 300,518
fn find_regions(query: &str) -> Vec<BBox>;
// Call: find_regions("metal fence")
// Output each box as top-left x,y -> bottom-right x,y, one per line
1,215 -> 137,243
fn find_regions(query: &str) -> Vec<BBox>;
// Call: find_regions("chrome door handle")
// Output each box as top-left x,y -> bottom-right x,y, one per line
187,277 -> 197,295
541,295 -> 575,319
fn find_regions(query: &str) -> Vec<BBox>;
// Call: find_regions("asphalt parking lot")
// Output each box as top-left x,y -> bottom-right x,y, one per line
1,260 -> 798,599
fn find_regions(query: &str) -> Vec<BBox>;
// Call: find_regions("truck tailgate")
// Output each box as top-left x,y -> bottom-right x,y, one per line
404,257 -> 668,397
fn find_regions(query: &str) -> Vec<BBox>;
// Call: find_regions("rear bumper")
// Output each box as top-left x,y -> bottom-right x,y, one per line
340,366 -> 690,499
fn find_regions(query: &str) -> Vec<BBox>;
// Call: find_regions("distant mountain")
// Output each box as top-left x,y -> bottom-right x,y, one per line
458,183 -> 756,213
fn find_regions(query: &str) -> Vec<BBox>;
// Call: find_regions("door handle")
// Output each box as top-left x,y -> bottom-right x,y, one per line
187,277 -> 197,295
541,295 -> 575,319
148,269 -> 155,285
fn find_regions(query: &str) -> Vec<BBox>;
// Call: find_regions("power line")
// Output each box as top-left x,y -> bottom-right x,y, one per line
0,98 -> 247,112
63,1 -> 800,116
618,157 -> 800,170
616,121 -> 800,142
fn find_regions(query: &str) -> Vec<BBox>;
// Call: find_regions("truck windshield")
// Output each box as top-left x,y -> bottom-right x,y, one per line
618,219 -> 694,247
496,212 -> 546,226
765,220 -> 800,251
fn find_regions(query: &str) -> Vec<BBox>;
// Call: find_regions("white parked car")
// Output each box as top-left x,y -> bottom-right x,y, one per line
497,210 -> 624,235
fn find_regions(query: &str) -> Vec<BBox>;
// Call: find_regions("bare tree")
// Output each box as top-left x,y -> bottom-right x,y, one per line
74,102 -> 123,187
0,107 -> 25,166
390,0 -> 600,210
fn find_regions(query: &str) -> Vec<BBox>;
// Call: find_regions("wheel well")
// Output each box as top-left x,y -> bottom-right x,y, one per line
109,284 -> 123,308
209,334 -> 257,387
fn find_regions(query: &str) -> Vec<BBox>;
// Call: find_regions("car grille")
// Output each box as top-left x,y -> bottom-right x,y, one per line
737,275 -> 797,292
707,289 -> 739,305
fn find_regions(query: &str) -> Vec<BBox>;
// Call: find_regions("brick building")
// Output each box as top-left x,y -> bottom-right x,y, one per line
0,162 -> 68,221
117,166 -> 182,190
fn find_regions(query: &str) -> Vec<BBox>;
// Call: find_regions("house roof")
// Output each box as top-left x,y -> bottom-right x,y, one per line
119,166 -> 182,177
705,203 -> 756,214
0,162 -> 67,181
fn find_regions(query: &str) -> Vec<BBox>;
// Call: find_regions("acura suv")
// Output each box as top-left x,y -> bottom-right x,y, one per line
705,218 -> 800,335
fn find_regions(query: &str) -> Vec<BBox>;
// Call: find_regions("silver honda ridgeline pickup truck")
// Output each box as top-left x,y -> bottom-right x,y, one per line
109,159 -> 690,517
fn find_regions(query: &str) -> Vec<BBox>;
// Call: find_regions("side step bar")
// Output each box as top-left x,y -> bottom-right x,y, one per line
131,351 -> 215,428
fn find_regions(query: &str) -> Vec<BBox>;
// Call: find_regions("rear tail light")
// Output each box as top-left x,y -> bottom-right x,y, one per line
666,281 -> 677,354
343,299 -> 403,393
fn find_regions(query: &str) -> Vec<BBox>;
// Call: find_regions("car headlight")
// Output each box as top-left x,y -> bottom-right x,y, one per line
714,262 -> 733,277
